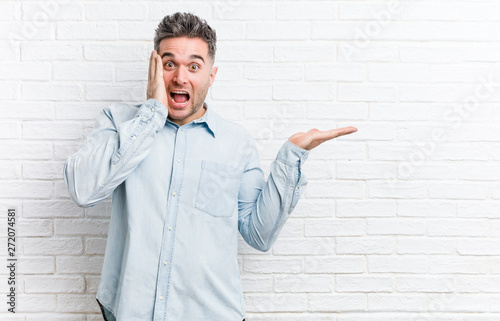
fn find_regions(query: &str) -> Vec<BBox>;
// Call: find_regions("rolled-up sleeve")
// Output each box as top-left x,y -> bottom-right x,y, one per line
237,139 -> 309,252
63,99 -> 168,208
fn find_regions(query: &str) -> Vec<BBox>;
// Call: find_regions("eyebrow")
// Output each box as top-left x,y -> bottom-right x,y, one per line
161,52 -> 205,63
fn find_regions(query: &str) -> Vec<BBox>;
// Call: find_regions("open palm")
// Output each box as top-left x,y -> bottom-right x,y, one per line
288,126 -> 358,151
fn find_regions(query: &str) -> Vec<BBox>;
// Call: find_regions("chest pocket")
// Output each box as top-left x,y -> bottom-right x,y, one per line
195,160 -> 241,217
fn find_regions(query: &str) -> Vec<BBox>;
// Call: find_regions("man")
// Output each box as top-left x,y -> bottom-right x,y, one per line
64,12 -> 357,321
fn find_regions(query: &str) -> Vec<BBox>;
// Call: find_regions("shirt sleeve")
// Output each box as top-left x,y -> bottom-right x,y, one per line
63,99 -> 168,208
237,139 -> 309,252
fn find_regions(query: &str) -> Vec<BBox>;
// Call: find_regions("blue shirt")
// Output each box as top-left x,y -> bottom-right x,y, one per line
64,99 -> 309,321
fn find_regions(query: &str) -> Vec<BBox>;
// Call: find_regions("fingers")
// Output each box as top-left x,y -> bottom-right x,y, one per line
156,53 -> 162,81
313,126 -> 358,141
148,50 -> 155,83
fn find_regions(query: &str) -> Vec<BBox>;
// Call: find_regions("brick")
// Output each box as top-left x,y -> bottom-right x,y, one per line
53,63 -> 114,81
292,199 -> 335,218
337,237 -> 393,255
149,3 -> 212,21
25,275 -> 85,293
430,257 -> 489,274
22,83 -> 83,101
21,42 -> 83,61
429,183 -> 489,200
57,22 -> 117,40
244,64 -> 303,81
275,42 -> 336,62
336,276 -> 394,293
85,275 -> 101,293
84,43 -> 149,61
244,258 -> 303,274
23,200 -> 84,218
400,3 -> 460,21
273,83 -> 335,101
0,62 -> 51,80
215,3 -> 275,20
338,84 -> 398,102
336,161 -> 396,180
26,315 -> 86,321
117,21 -> 158,41
23,237 -> 83,255
212,84 -> 272,101
56,256 -> 104,274
273,238 -> 334,256
306,63 -> 365,82
85,237 -> 107,255
17,219 -> 52,237
308,294 -> 366,312
245,293 -> 307,312
56,294 -> 100,313
274,275 -> 333,293
0,181 -> 53,199
306,102 -> 368,120
367,181 -> 427,199
17,294 -> 57,312
457,201 -> 500,218
336,200 -> 396,218
369,63 -> 428,83
428,219 -> 488,237
247,21 -> 309,40
396,276 -> 454,293
86,3 -> 147,20
23,122 -> 82,140
0,162 -> 21,179
55,219 -> 109,236
367,219 -> 426,236
277,2 -> 335,20
306,181 -> 365,199
397,238 -> 455,255
0,121 -> 21,138
400,85 -> 459,102
370,103 -> 429,121
305,219 -> 364,237
21,2 -> 83,21
0,2 -> 18,21
217,42 -> 274,62
368,294 -> 428,311
85,84 -> 145,101
18,256 -> 54,274
241,276 -> 273,293
338,3 -> 400,20
457,239 -> 500,256
368,256 -> 427,273
0,101 -> 54,120
0,82 -> 19,100
305,256 -> 366,274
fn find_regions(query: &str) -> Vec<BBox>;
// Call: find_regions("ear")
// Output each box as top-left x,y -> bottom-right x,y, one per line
209,66 -> 218,87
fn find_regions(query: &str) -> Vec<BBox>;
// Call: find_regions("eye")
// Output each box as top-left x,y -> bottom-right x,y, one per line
164,62 -> 175,69
189,64 -> 200,70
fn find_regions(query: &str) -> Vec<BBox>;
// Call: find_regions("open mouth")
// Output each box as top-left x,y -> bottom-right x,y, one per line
169,91 -> 190,105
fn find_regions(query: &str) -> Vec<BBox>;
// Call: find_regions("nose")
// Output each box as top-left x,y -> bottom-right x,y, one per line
173,67 -> 188,85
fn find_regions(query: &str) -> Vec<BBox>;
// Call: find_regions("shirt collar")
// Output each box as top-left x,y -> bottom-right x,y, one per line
193,103 -> 217,138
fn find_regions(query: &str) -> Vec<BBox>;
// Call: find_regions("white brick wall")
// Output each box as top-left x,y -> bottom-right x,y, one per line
2,0 -> 500,320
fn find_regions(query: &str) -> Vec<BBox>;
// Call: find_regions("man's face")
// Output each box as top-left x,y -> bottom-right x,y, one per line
158,36 -> 217,126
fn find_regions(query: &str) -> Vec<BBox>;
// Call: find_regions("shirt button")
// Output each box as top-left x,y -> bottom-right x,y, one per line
172,192 -> 176,197
159,295 -> 164,300
177,158 -> 181,163
151,107 -> 155,112
163,260 -> 168,266
168,226 -> 172,231
131,135 -> 136,140
180,129 -> 183,133
296,186 -> 300,190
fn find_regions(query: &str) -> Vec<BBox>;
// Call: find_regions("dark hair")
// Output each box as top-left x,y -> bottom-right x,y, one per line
154,12 -> 217,60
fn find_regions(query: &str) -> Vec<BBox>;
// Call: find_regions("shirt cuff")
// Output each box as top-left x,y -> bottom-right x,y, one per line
136,99 -> 168,126
276,140 -> 310,167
